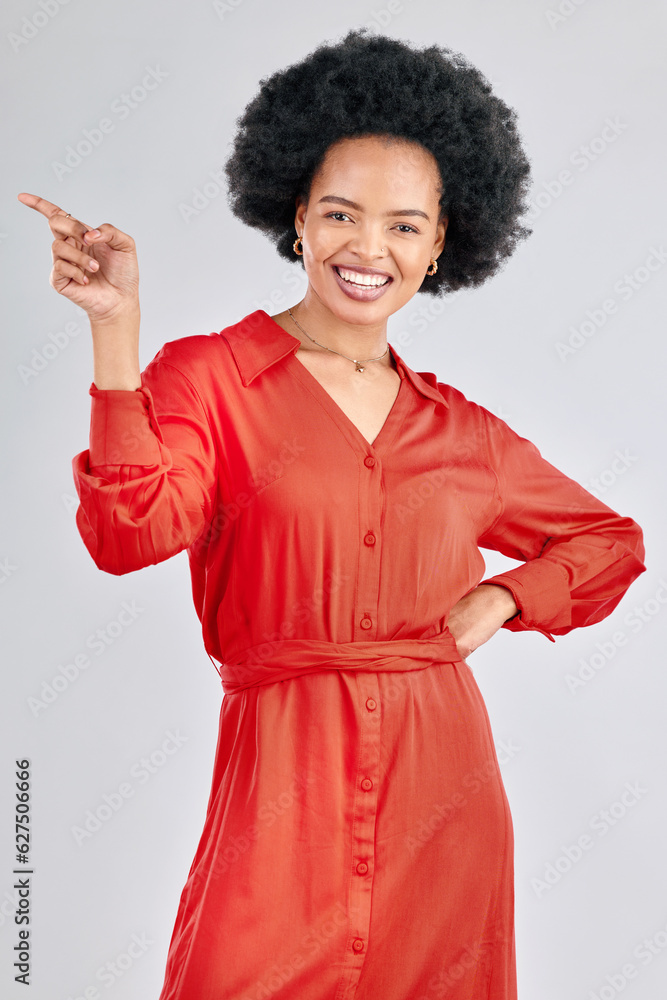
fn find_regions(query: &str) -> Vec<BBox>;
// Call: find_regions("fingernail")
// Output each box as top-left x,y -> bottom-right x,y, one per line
84,230 -> 101,240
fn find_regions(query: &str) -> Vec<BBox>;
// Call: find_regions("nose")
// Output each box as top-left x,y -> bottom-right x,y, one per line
344,222 -> 388,261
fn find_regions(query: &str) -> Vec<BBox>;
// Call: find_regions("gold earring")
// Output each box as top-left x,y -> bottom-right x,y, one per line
426,257 -> 438,276
293,236 -> 303,256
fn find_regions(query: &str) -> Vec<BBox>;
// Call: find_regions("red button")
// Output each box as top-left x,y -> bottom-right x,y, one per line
352,938 -> 364,953
365,698 -> 377,712
364,456 -> 376,468
356,861 -> 369,875
360,777 -> 373,791
364,532 -> 376,546
360,617 -> 373,630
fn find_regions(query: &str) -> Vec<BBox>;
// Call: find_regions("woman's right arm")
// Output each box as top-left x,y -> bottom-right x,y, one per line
19,193 -> 217,574
71,360 -> 218,575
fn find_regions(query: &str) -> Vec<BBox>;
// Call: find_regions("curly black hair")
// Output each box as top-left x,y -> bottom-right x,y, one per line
224,28 -> 532,295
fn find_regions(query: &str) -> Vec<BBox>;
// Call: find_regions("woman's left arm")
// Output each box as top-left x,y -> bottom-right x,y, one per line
449,405 -> 647,657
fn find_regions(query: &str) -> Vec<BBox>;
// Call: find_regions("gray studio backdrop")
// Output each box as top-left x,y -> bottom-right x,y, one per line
2,1 -> 666,998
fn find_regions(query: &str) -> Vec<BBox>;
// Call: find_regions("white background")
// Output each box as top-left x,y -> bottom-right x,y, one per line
1,1 -> 666,998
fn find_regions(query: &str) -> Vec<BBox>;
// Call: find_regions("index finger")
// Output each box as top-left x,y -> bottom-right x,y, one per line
17,192 -> 68,220
17,191 -> 92,241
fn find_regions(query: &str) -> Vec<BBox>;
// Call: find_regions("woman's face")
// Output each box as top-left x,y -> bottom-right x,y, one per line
294,134 -> 448,327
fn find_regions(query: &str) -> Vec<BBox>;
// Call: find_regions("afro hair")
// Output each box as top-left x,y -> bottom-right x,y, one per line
224,28 -> 533,295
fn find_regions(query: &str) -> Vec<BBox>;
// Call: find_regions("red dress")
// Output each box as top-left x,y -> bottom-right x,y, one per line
72,309 -> 645,999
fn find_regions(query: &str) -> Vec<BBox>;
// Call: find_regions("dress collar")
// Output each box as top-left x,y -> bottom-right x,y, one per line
219,310 -> 448,409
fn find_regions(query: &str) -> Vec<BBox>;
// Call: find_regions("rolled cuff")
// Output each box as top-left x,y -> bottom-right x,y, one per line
480,559 -> 573,643
88,381 -> 164,467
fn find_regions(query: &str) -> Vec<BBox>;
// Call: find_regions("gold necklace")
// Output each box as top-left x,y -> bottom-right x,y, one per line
287,307 -> 389,373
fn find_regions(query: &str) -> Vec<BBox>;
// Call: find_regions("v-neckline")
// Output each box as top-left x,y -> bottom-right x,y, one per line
287,347 -> 405,452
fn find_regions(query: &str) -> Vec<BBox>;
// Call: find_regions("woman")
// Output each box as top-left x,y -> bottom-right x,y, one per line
19,29 -> 645,1000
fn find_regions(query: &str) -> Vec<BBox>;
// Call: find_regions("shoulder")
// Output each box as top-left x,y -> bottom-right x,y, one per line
143,310 -> 291,390
429,376 -> 518,433
419,372 -> 534,461
429,378 -> 475,410
421,373 -> 494,429
147,331 -> 233,377
138,328 -> 243,417
141,318 -> 254,403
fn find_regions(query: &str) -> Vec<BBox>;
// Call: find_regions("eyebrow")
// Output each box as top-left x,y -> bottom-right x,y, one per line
317,195 -> 430,222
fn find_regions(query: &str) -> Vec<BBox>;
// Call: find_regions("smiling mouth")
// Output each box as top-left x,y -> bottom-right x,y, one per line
333,266 -> 392,288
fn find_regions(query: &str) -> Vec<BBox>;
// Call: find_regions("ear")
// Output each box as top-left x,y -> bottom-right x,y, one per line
433,215 -> 449,258
294,194 -> 307,235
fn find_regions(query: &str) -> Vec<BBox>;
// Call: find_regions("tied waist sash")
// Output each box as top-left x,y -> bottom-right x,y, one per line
218,627 -> 464,695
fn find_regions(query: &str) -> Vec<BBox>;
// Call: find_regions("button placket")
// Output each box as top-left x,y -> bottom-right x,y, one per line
355,453 -> 382,641
340,450 -> 384,995
342,669 -> 381,995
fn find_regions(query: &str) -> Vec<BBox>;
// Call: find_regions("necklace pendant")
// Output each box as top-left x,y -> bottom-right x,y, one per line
355,364 -> 365,373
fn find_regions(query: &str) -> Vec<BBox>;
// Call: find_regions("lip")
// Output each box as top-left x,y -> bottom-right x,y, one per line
333,264 -> 393,278
331,264 -> 394,302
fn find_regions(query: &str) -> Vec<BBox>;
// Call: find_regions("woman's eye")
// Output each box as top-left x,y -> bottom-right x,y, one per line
324,213 -> 417,233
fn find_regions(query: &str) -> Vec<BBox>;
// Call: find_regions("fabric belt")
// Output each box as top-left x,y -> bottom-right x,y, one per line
219,627 -> 463,695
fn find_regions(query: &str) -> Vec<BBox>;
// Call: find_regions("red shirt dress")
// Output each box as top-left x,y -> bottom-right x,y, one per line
72,309 -> 646,1000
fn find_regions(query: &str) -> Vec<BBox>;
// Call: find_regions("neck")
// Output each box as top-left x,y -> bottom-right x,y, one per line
285,290 -> 390,364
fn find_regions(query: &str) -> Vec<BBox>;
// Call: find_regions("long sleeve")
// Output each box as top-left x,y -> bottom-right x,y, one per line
71,358 -> 218,575
476,406 -> 646,642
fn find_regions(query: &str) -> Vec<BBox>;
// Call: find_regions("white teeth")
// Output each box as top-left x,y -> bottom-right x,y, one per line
336,267 -> 389,287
